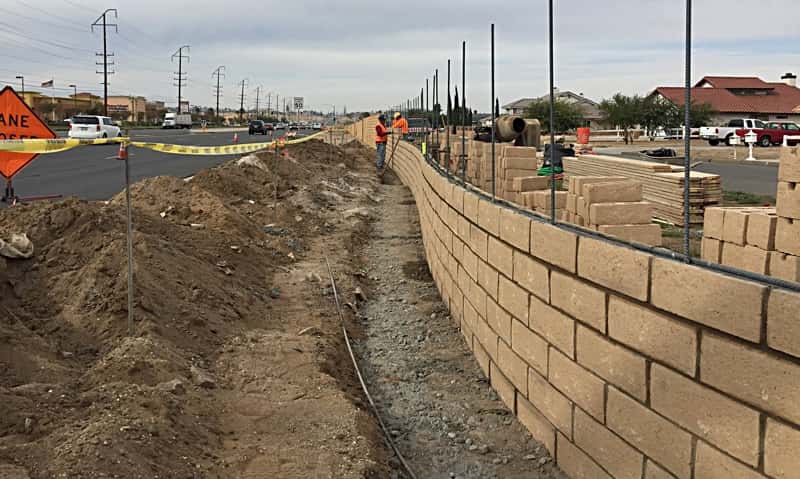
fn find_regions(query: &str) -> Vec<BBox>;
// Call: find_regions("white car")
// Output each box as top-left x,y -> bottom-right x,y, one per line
68,115 -> 121,139
311,122 -> 322,130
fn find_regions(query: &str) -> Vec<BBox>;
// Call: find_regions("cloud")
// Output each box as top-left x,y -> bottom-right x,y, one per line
2,0 -> 798,112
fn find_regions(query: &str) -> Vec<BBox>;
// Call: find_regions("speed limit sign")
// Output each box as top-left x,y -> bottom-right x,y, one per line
293,97 -> 304,110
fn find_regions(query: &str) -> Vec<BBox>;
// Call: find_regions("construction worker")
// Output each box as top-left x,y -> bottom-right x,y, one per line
375,114 -> 392,174
392,112 -> 409,135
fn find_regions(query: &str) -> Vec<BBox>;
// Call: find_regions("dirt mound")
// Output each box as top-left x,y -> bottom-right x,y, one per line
0,138 -> 391,478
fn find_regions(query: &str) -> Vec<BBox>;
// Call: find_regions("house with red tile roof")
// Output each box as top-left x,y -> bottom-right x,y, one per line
653,74 -> 800,125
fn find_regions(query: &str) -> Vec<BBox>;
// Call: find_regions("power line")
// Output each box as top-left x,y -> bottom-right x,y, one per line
0,6 -> 87,34
172,45 -> 190,112
92,8 -> 118,116
0,21 -> 93,53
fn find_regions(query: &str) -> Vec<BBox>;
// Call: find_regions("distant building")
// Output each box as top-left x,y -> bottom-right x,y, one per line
20,91 -> 102,122
503,89 -> 603,128
107,96 -> 149,122
653,75 -> 800,124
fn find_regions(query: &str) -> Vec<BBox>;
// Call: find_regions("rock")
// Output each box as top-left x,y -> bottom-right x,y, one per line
158,379 -> 186,395
190,366 -> 216,389
523,454 -> 537,461
538,457 -> 550,466
468,445 -> 478,452
269,288 -> 281,299
189,223 -> 205,230
354,287 -> 367,302
60,351 -> 74,359
447,432 -> 456,439
298,327 -> 320,336
24,417 -> 33,434
492,458 -> 502,465
479,445 -> 490,455
49,207 -> 75,230
343,207 -> 372,219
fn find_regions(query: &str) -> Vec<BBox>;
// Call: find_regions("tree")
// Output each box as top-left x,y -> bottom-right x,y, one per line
599,93 -> 645,144
523,98 -> 586,134
641,96 -> 717,138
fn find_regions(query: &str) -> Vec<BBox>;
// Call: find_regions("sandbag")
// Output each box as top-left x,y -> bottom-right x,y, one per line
0,233 -> 34,259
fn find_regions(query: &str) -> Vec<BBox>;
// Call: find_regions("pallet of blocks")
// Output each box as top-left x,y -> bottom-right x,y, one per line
497,146 -> 540,201
562,154 -> 722,226
565,176 -> 662,246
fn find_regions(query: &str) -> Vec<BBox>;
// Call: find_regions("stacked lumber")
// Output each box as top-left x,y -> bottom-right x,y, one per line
565,176 -> 662,246
701,146 -> 800,282
562,154 -> 722,225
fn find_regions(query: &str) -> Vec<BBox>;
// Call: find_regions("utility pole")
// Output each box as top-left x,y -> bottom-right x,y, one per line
267,92 -> 272,117
212,65 -> 225,124
15,75 -> 24,96
172,45 -> 190,113
254,85 -> 262,119
238,79 -> 247,122
69,84 -> 77,112
91,9 -> 117,116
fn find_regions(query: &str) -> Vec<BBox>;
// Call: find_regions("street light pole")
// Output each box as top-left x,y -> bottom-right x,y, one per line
15,75 -> 24,96
69,84 -> 78,112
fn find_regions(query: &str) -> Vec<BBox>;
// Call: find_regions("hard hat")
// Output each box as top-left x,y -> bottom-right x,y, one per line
394,112 -> 401,119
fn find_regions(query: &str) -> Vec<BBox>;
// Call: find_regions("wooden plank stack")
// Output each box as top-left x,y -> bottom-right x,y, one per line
562,154 -> 722,226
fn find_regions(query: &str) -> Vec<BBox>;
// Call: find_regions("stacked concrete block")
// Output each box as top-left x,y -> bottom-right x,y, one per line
497,146 -> 540,201
524,190 -> 568,221
565,176 -> 661,246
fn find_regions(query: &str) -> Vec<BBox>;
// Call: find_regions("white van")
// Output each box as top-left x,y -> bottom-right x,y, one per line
68,115 -> 121,139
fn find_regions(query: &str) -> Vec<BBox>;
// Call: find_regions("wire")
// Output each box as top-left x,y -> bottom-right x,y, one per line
0,21 -> 93,52
0,6 -> 87,34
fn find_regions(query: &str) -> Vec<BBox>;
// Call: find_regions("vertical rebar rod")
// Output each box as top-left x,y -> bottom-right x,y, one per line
683,0 -> 693,259
461,40 -> 466,183
491,23 -> 496,201
435,69 -> 439,152
548,0 -> 557,223
446,59 -> 451,177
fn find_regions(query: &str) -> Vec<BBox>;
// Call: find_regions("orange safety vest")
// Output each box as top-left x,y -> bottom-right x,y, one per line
375,123 -> 389,143
392,117 -> 409,134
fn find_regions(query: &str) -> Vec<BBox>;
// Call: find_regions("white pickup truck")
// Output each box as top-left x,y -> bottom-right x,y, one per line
700,119 -> 767,146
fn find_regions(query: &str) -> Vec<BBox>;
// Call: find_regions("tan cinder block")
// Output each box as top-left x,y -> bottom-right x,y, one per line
511,319 -> 548,375
777,181 -> 800,220
577,326 -> 646,401
550,271 -> 606,331
478,260 -> 500,299
776,217 -> 800,256
769,253 -> 800,283
530,295 -> 575,357
457,215 -> 471,243
505,168 -> 539,179
513,176 -> 549,192
768,289 -> 800,359
723,244 -> 770,275
500,208 -> 531,252
556,432 -> 613,479
567,193 -> 578,213
531,221 -> 578,273
474,316 -> 499,361
702,333 -> 800,424
779,145 -> 800,182
517,394 -> 556,455
608,296 -> 697,376
478,199 -> 501,236
571,176 -> 628,195
598,224 -> 663,246
503,156 -> 538,170
746,210 -> 778,250
490,361 -> 516,413
450,187 -> 464,212
461,316 -> 473,350
578,236 -> 651,301
576,196 -> 588,220
723,209 -> 750,246
504,146 -> 539,159
589,201 -> 653,226
498,339 -> 529,393
461,245 -> 479,282
657,257 -> 768,340
512,251 -> 550,301
463,192 -> 479,222
487,298 -> 511,344
533,190 -> 568,210
473,340 -> 491,377
574,408 -> 644,479
583,180 -> 643,205
498,275 -> 529,323
529,369 -> 573,438
645,460 -> 676,479
701,237 -> 723,263
521,191 -> 538,210
505,179 -> 518,192
704,207 -> 726,240
651,363 -> 760,465
694,441 -> 764,479
549,347 -> 606,421
469,223 -> 489,260
488,236 -> 513,277
607,387 -> 693,479
765,419 -> 800,479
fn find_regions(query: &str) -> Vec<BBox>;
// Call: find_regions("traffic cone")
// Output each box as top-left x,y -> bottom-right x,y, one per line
233,132 -> 239,144
117,142 -> 128,161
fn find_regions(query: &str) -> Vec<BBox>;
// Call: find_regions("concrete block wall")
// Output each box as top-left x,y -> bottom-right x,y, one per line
350,117 -> 800,479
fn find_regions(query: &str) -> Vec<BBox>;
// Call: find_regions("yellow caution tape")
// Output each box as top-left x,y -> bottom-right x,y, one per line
0,131 -> 325,155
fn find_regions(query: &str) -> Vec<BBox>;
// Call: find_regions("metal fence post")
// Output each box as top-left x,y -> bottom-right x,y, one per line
683,0 -> 693,259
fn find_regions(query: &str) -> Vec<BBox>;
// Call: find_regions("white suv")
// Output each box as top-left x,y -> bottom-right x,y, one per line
68,115 -> 121,139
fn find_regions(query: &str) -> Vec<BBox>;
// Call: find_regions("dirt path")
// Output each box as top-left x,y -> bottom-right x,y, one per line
355,172 -> 566,479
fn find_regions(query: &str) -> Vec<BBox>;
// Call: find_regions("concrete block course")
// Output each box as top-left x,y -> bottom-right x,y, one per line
574,408 -> 644,479
608,296 -> 697,376
765,419 -> 800,479
469,224 -> 489,260
530,295 -> 575,358
499,208 -> 531,251
650,364 -> 760,465
701,237 -> 723,263
767,289 -> 800,358
577,326 -> 647,401
746,211 -> 778,250
490,361 -> 516,413
498,339 -> 529,393
488,236 -> 514,277
477,260 -> 499,299
498,275 -> 529,324
550,271 -> 606,332
486,298 -> 512,345
517,394 -> 556,455
556,431 -> 613,479
549,348 -> 606,421
644,461 -> 676,479
779,146 -> 800,182
597,224 -> 663,246
578,236 -> 651,301
704,207 -> 725,240
583,180 -> 643,205
511,318 -> 548,375
512,175 -> 550,192
693,441 -> 764,479
651,258 -> 765,342
512,251 -> 550,302
531,221 -> 578,273
478,199 -> 501,236
775,217 -> 800,256
529,369 -> 573,438
589,202 -> 653,226
722,209 -> 750,246
777,181 -> 800,219
607,387 -> 693,479
769,253 -> 800,283
701,333 -> 800,424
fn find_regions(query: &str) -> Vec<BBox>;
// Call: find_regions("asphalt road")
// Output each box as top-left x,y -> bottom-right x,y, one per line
8,128 -> 314,201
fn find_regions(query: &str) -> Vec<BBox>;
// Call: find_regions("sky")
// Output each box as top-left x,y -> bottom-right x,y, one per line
2,0 -> 799,113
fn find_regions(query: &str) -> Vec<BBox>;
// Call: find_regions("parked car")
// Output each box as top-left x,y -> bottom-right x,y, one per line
311,122 -> 322,130
700,119 -> 766,146
275,123 -> 286,130
248,120 -> 269,135
734,122 -> 800,147
264,123 -> 275,131
68,115 -> 121,139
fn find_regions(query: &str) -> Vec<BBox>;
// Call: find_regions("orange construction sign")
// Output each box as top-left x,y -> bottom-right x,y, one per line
0,86 -> 57,179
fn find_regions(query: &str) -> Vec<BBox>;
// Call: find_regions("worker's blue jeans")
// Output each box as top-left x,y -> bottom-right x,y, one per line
376,142 -> 387,170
